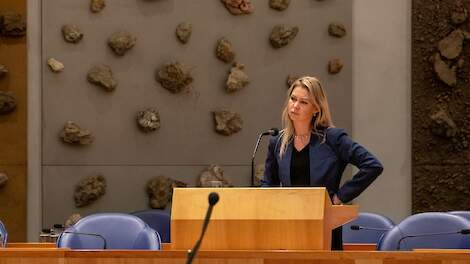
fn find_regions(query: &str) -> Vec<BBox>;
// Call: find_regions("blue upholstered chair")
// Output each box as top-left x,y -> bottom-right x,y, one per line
0,220 -> 7,247
131,209 -> 171,243
449,211 -> 470,221
343,212 -> 395,244
378,212 -> 470,251
57,213 -> 161,250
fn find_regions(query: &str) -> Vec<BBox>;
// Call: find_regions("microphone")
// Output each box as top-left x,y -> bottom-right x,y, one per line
60,231 -> 108,249
186,192 -> 219,264
350,225 -> 391,231
251,128 -> 279,186
396,229 -> 470,250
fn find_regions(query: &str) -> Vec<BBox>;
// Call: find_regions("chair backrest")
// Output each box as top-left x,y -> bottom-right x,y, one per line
378,212 -> 470,251
0,220 -> 7,247
57,213 -> 161,250
343,212 -> 395,244
131,209 -> 171,243
448,211 -> 470,221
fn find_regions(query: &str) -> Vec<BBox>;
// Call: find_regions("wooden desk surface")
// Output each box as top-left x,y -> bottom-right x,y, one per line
1,247 -> 470,263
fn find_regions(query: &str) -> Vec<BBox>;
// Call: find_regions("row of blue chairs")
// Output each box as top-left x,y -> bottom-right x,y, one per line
343,211 -> 470,250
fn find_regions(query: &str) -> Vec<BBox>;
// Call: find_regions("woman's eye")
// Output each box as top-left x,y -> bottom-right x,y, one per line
300,100 -> 308,105
290,96 -> 297,102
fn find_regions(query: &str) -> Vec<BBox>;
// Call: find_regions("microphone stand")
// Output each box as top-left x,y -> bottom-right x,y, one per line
251,133 -> 265,187
396,229 -> 470,250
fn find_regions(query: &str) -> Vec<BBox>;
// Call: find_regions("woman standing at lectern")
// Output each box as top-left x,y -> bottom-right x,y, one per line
261,76 -> 383,250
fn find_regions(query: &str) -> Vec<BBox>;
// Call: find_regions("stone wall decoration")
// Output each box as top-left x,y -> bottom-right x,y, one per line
64,213 -> 82,228
269,24 -> 299,49
87,64 -> 117,92
197,165 -> 232,187
175,22 -> 192,44
0,172 -> 8,188
269,0 -> 290,11
216,37 -> 235,63
136,108 -> 161,133
221,0 -> 254,15
254,163 -> 265,187
59,121 -> 94,145
226,62 -> 249,93
0,64 -> 8,78
47,58 -> 64,73
451,0 -> 467,25
433,53 -> 457,87
74,175 -> 106,207
0,91 -> 16,115
61,25 -> 83,43
107,31 -> 136,56
328,58 -> 343,74
156,62 -> 193,94
146,176 -> 187,209
328,22 -> 346,38
0,13 -> 26,37
413,0 -> 470,213
286,74 -> 299,88
90,0 -> 106,13
213,110 -> 243,136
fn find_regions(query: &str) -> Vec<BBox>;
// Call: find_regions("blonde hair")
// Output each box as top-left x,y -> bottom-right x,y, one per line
279,76 -> 334,157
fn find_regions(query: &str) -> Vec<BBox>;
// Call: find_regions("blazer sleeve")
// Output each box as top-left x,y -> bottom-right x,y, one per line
327,128 -> 383,203
261,136 -> 281,187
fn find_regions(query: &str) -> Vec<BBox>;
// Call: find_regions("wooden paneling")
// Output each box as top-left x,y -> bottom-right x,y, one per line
0,0 -> 27,241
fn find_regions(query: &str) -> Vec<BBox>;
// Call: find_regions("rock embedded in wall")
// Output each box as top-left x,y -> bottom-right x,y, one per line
328,22 -> 346,38
0,172 -> 8,188
0,91 -> 16,115
221,0 -> 254,15
254,164 -> 265,186
87,64 -> 117,91
90,0 -> 106,13
438,29 -> 465,60
108,31 -> 136,56
0,64 -> 7,78
216,37 -> 235,63
328,58 -> 343,74
59,121 -> 94,145
74,175 -> 106,207
269,0 -> 290,11
213,110 -> 243,136
429,109 -> 457,138
226,63 -> 249,93
47,58 -> 64,73
156,62 -> 193,94
433,53 -> 457,87
198,165 -> 231,187
62,25 -> 83,44
451,0 -> 467,25
286,74 -> 299,88
0,13 -> 26,37
136,108 -> 161,133
65,213 -> 82,227
269,24 -> 299,49
175,22 -> 192,44
146,176 -> 187,209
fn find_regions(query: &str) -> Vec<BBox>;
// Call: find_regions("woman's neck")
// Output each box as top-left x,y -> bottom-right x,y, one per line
293,122 -> 312,136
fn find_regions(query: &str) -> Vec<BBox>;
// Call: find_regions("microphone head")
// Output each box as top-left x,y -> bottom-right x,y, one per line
350,225 -> 361,230
208,192 -> 219,206
461,229 -> 470,235
269,128 -> 279,136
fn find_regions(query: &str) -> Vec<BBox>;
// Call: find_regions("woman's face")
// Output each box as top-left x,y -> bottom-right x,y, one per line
288,86 -> 318,124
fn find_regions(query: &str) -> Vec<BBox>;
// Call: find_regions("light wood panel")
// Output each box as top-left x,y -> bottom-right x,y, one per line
171,188 -> 358,250
0,0 -> 27,242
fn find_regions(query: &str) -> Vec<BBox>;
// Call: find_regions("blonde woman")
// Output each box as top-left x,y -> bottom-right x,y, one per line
262,76 -> 383,250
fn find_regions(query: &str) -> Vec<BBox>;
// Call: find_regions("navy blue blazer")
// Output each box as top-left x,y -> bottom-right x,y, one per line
261,127 -> 383,203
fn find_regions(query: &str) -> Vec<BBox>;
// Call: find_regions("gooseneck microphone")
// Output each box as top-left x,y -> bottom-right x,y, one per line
186,192 -> 220,264
396,229 -> 470,250
251,128 -> 279,186
60,231 -> 108,249
350,225 -> 391,231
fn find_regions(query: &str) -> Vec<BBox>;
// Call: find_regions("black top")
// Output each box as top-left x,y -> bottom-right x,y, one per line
290,145 -> 310,186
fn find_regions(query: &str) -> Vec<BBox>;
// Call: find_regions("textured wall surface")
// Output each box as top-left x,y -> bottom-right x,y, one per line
0,0 -> 27,241
412,0 -> 470,212
41,0 -> 352,227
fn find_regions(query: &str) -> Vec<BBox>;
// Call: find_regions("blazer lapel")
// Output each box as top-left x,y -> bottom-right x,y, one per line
278,143 -> 292,186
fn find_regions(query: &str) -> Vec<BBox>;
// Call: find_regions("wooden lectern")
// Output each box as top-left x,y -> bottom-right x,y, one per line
170,187 -> 358,250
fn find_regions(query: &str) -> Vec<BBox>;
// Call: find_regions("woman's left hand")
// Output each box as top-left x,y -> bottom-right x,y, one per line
332,194 -> 342,205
